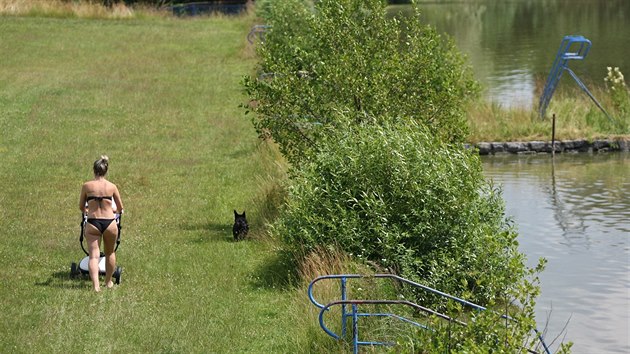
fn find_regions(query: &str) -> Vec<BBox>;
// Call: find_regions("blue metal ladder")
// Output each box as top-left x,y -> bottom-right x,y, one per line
308,274 -> 552,354
539,35 -> 613,122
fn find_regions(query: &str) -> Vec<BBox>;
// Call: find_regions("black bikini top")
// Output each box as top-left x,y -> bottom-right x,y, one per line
86,195 -> 113,202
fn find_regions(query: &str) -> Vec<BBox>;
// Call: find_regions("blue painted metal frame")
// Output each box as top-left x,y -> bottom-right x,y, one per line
308,274 -> 551,354
539,35 -> 613,122
318,299 -> 463,354
247,25 -> 271,44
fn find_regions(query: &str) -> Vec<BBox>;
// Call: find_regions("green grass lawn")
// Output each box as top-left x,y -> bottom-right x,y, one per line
0,14 -> 324,353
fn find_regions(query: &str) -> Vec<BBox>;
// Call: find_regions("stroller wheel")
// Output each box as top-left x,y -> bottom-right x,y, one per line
70,262 -> 78,277
114,266 -> 122,284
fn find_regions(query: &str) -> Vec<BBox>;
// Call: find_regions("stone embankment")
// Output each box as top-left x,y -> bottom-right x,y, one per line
467,138 -> 630,155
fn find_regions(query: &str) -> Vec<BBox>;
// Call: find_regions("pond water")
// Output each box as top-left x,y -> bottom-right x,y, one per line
391,0 -> 630,108
481,153 -> 629,354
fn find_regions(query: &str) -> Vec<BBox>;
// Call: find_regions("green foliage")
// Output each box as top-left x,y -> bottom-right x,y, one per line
270,120 -> 559,350
244,1 -> 555,351
274,121 -> 527,306
253,0 -> 306,20
243,0 -> 478,166
396,259 -> 572,353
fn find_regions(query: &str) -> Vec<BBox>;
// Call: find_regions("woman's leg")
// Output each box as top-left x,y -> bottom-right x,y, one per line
85,225 -> 102,292
103,221 -> 118,288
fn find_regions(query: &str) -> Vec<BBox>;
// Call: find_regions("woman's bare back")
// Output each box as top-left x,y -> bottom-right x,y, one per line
80,179 -> 123,219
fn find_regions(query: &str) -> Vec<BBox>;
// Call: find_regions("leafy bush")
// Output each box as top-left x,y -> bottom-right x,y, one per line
246,1 -> 558,351
403,274 -> 572,353
273,120 -> 526,306
399,255 -> 571,353
243,0 -> 478,166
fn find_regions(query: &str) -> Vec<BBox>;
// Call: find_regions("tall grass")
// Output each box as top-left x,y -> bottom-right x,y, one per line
0,0 -> 165,18
467,79 -> 630,143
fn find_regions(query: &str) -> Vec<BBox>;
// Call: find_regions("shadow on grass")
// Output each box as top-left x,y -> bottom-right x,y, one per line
250,250 -> 300,291
35,270 -> 87,289
228,146 -> 253,159
180,222 -> 233,243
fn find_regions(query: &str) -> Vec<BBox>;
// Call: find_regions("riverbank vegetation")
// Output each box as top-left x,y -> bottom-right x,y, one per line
244,0 -> 570,352
468,77 -> 630,143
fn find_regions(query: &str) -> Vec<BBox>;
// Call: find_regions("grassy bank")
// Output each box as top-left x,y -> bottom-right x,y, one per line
467,82 -> 630,143
0,0 -> 163,19
0,13 -> 337,353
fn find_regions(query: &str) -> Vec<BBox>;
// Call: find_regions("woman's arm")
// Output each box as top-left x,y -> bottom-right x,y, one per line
79,184 -> 87,213
113,184 -> 124,214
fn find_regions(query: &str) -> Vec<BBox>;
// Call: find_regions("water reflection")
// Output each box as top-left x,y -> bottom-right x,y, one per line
488,69 -> 535,108
482,153 -> 629,354
390,0 -> 630,108
548,158 -> 588,243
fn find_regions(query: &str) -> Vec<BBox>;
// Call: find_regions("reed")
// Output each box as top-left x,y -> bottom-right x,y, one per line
467,79 -> 630,143
0,0 -> 165,19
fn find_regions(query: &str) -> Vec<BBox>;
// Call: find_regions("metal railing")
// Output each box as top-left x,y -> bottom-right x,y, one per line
308,274 -> 551,354
247,25 -> 271,44
539,35 -> 613,122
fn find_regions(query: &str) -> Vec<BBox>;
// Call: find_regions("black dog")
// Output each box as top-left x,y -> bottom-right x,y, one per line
232,210 -> 249,241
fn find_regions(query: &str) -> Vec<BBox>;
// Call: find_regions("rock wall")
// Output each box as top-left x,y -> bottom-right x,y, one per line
468,139 -> 630,155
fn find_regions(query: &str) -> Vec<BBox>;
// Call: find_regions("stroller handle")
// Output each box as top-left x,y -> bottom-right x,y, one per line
115,213 -> 122,251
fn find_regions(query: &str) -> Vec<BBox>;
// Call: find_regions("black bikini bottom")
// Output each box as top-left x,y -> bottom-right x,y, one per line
87,218 -> 115,234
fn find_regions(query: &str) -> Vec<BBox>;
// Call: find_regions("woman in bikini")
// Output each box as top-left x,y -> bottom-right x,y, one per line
78,155 -> 124,292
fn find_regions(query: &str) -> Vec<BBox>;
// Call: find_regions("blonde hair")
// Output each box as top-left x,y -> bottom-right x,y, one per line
93,155 -> 109,176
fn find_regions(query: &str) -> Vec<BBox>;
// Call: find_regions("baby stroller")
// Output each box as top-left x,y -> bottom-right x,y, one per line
70,212 -> 123,284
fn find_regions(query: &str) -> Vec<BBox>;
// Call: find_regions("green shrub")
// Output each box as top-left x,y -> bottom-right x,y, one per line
398,256 -> 571,353
273,120 -> 527,306
270,120 -> 564,351
243,0 -> 478,166
245,1 -> 560,351
246,1 -> 556,350
253,0 -> 309,20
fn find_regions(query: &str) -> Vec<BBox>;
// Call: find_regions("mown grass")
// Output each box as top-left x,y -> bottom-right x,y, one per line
0,12 -> 340,353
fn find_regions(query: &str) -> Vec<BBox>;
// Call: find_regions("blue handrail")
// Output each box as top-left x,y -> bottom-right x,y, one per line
308,274 -> 551,354
308,274 -> 486,311
318,299 -> 462,339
